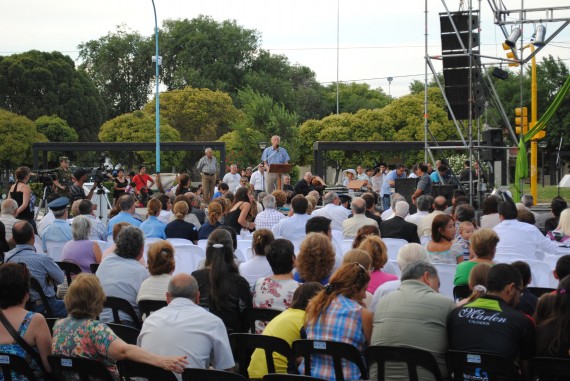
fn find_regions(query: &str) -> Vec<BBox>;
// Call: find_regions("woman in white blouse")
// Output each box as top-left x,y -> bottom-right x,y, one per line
137,241 -> 175,303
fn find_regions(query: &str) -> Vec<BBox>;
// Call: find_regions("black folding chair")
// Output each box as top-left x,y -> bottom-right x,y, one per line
0,352 -> 38,381
138,299 -> 167,318
263,375 -> 326,381
29,277 -> 55,318
89,263 -> 99,273
102,296 -> 142,329
117,359 -> 178,381
182,368 -> 247,381
106,323 -> 140,345
230,333 -> 296,378
365,345 -> 443,381
452,285 -> 471,301
243,307 -> 282,333
293,339 -> 368,381
56,261 -> 82,285
527,287 -> 555,298
531,357 -> 570,380
447,350 -> 515,381
48,355 -> 115,381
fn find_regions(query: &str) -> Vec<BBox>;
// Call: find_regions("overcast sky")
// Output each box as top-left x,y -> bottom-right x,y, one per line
3,0 -> 570,97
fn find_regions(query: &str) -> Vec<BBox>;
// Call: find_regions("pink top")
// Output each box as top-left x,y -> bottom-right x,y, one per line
367,270 -> 398,294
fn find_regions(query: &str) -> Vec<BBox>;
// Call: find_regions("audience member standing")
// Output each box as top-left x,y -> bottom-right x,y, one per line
222,164 -> 242,193
411,163 -> 432,205
249,163 -> 266,197
380,164 -> 406,212
195,147 -> 218,203
7,166 -> 36,230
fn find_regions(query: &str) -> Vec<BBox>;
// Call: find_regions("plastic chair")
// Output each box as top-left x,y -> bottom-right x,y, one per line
293,339 -> 368,381
197,239 -> 208,250
527,287 -> 555,298
48,354 -> 115,381
138,299 -> 167,318
383,261 -> 400,277
102,296 -> 142,329
182,368 -> 247,381
431,263 -> 456,299
0,352 -> 38,381
172,244 -> 206,275
263,375 -> 326,381
531,357 -> 570,380
29,277 -> 55,318
106,323 -> 140,345
447,350 -> 514,381
117,359 -> 178,381
383,238 -> 409,261
167,238 -> 194,246
525,259 -> 556,288
45,241 -> 67,262
453,285 -> 471,301
230,333 -> 295,378
56,261 -> 82,285
243,307 -> 282,334
493,253 -> 530,264
143,237 -> 164,262
365,345 -> 443,381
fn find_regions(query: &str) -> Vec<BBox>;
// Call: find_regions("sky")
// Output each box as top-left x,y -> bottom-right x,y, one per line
3,0 -> 570,98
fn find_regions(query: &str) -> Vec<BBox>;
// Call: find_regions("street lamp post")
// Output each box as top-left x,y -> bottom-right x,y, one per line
151,0 -> 161,173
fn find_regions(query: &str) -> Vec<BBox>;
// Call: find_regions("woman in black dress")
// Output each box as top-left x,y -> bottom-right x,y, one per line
225,187 -> 256,235
164,201 -> 198,244
8,166 -> 36,231
113,168 -> 129,201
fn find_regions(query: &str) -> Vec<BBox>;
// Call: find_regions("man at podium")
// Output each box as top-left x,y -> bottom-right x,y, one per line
261,135 -> 290,193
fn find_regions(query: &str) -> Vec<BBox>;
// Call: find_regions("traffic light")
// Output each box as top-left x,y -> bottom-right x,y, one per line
532,130 -> 546,140
515,107 -> 528,135
502,42 -> 520,67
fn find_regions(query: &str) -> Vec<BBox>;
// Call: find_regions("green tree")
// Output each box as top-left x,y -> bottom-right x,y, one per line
324,82 -> 392,114
98,111 -> 183,167
0,109 -> 46,189
78,26 -> 154,118
409,73 -> 444,94
160,16 -> 260,92
0,50 -> 106,141
34,115 -> 78,142
143,86 -> 242,142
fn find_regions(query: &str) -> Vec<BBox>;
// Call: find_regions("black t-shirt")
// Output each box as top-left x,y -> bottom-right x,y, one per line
448,295 -> 536,362
164,219 -> 198,243
294,179 -> 311,196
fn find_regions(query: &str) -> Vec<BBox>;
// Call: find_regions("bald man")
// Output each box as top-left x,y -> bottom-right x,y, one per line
138,274 -> 235,372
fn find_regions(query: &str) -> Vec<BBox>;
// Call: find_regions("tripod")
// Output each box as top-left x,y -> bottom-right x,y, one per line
34,185 -> 56,221
91,185 -> 113,226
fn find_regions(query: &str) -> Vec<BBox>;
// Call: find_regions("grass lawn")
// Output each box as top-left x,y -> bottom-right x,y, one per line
507,183 -> 570,204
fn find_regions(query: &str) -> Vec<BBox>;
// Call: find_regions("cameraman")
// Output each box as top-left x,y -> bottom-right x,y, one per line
54,156 -> 73,195
69,168 -> 96,203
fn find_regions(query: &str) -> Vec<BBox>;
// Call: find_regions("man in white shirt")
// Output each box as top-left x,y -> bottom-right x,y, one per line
272,195 -> 311,241
342,197 -> 378,238
222,164 -> 241,193
254,195 -> 286,231
249,163 -> 266,197
138,274 -> 235,373
310,192 -> 350,232
0,199 -> 19,241
380,193 -> 406,221
493,198 -> 559,259
417,196 -> 447,238
405,195 -> 432,227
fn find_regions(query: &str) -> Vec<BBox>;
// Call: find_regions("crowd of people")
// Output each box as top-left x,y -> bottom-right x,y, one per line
0,149 -> 569,380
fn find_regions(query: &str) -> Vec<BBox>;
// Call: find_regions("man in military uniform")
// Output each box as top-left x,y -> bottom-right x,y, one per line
54,156 -> 73,195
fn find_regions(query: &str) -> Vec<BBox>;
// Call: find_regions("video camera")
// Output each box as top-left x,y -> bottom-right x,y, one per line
30,170 -> 58,188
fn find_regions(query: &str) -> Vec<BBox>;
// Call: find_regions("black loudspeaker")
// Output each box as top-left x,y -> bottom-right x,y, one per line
440,11 -> 484,120
481,128 -> 505,161
395,178 -> 420,214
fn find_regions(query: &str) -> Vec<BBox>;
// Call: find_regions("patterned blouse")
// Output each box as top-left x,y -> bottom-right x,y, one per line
0,311 -> 44,381
252,277 -> 299,333
52,317 -> 119,379
301,295 -> 366,381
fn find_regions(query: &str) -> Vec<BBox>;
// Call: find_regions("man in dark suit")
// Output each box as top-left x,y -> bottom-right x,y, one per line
380,201 -> 420,243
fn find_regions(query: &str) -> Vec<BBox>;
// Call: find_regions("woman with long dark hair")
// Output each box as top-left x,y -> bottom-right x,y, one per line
191,229 -> 252,332
175,174 -> 191,196
225,187 -> 256,234
7,167 -> 36,230
536,275 -> 570,358
426,214 -> 463,264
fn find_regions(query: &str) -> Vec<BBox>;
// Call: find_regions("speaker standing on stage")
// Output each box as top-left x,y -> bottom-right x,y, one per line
196,147 -> 217,203
261,135 -> 290,193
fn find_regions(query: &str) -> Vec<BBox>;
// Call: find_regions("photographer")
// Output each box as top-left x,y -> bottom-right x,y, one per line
69,168 -> 96,203
53,156 -> 73,195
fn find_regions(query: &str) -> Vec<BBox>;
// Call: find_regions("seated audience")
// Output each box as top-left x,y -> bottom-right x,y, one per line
252,239 -> 300,333
197,202 -> 223,240
371,261 -> 456,380
301,263 -> 372,380
239,229 -> 275,287
511,260 -> 538,316
454,228 -> 498,286
170,195 -> 201,228
534,293 -> 557,327
379,201 -> 420,243
225,187 -> 256,235
310,191 -> 350,231
480,195 -> 501,229
517,209 -> 536,225
140,199 -> 166,239
96,226 -> 149,326
342,249 -> 372,270
450,221 -> 475,261
77,199 -> 107,241
0,263 -> 52,379
547,208 -> 570,243
41,197 -> 72,252
191,229 -> 252,333
61,215 -> 102,273
405,195 -> 432,227
248,283 -> 324,379
426,214 -> 463,264
554,255 -> 570,285
544,196 -> 568,232
107,195 -> 141,236
418,196 -> 447,238
362,192 -> 383,226
305,216 -> 343,269
294,232 -> 336,285
343,197 -> 379,238
137,240 -> 175,303
165,201 -> 198,244
52,274 -> 187,378
456,262 -> 492,307
138,274 -> 235,371
272,195 -> 311,241
254,195 -> 286,231
157,194 -> 173,224
358,236 -> 398,294
352,225 -> 381,249
0,199 -> 19,241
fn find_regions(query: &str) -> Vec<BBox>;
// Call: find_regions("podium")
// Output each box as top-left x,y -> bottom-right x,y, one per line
268,164 -> 291,190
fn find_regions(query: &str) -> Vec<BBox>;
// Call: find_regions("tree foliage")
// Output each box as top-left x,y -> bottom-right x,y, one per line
0,50 -> 106,141
98,110 -> 183,167
324,82 -> 393,114
34,115 -> 78,142
78,26 -> 154,119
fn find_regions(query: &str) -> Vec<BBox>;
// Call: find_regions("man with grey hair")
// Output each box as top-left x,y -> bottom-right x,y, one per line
342,197 -> 378,238
380,193 -> 406,221
405,194 -> 432,227
41,197 -> 72,252
138,274 -> 235,373
196,147 -> 218,203
261,135 -> 290,193
254,194 -> 285,230
370,261 -> 455,380
0,199 -> 19,240
107,194 -> 141,235
222,164 -> 241,193
311,191 -> 350,231
418,195 -> 448,238
370,243 -> 429,310
379,201 -> 420,244
520,194 -> 539,220
78,199 -> 107,241
249,163 -> 266,197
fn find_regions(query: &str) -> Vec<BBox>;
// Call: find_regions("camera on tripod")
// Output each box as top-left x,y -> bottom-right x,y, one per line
31,170 -> 58,188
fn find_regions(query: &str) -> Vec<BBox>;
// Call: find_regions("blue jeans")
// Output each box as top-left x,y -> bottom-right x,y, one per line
382,195 -> 391,212
33,297 -> 67,318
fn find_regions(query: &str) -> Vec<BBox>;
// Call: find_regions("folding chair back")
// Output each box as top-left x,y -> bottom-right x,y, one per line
447,350 -> 514,381
365,345 -> 443,381
230,333 -> 295,378
138,299 -> 167,319
0,352 -> 38,381
48,355 -> 115,381
106,323 -> 140,345
29,277 -> 55,317
182,368 -> 247,381
263,375 -> 326,381
453,285 -> 471,301
117,359 -> 178,381
103,296 -> 142,329
56,261 -> 82,285
243,307 -> 282,334
531,357 -> 570,381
